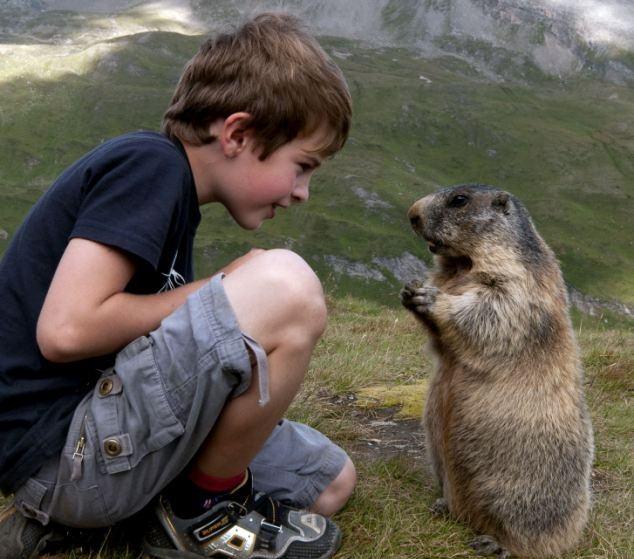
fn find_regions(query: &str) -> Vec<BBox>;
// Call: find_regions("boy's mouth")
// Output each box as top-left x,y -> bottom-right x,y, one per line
270,203 -> 289,218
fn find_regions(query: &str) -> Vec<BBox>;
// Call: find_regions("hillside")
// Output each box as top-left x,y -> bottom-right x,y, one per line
0,0 -> 632,309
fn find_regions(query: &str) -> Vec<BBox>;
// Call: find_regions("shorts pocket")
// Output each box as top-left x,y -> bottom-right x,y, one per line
50,482 -> 112,528
91,336 -> 184,475
14,477 -> 50,524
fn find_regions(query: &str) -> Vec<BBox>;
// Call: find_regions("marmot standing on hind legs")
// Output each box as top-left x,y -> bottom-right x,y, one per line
400,184 -> 593,558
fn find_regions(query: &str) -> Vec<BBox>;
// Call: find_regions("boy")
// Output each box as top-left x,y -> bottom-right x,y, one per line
0,13 -> 355,559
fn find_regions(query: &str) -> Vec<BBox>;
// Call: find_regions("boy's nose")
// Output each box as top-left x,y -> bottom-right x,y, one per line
292,180 -> 310,203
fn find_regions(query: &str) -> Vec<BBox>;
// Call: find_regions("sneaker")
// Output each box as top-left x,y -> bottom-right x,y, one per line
143,472 -> 342,558
0,502 -> 56,559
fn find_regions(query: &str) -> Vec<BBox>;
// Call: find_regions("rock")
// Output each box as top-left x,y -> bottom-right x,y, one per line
372,252 -> 428,283
351,185 -> 393,210
323,255 -> 386,282
568,285 -> 632,318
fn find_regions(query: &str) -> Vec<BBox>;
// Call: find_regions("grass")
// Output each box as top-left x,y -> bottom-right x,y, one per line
294,297 -> 634,558
0,31 -> 633,307
3,296 -> 629,558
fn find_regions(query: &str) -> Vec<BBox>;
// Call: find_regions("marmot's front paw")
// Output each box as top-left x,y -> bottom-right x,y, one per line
400,283 -> 438,315
429,498 -> 449,517
469,535 -> 510,558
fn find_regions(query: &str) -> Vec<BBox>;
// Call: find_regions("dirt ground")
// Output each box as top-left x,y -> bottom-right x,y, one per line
330,393 -> 427,463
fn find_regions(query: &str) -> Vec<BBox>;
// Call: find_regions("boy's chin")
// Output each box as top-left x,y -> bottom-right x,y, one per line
227,210 -> 266,230
234,216 -> 264,230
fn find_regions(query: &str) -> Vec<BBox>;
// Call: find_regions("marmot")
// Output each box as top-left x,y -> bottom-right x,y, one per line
400,184 -> 593,558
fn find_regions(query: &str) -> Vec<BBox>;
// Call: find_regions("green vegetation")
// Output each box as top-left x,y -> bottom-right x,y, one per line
1,29 -> 632,307
2,298 -> 630,557
530,21 -> 548,46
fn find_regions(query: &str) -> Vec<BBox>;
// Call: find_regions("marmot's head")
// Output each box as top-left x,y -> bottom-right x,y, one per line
408,184 -> 544,265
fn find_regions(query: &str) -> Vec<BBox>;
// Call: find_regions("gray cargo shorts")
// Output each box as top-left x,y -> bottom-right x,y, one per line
14,275 -> 348,528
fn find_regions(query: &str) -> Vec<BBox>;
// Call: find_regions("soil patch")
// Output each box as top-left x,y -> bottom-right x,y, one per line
330,393 -> 427,464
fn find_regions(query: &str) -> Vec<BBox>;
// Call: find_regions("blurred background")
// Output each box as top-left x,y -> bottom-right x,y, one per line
1,0 -> 632,315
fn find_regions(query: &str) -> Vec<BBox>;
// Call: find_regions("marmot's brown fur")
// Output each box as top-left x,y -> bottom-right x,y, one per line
400,184 -> 593,558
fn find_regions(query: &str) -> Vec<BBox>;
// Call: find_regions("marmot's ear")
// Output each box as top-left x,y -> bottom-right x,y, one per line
492,192 -> 510,214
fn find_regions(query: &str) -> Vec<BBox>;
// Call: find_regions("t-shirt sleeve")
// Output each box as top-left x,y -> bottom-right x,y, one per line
70,139 -> 189,270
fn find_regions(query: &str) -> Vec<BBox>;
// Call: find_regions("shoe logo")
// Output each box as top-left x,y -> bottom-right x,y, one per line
193,514 -> 230,542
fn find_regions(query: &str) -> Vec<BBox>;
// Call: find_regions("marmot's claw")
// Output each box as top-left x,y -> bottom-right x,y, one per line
429,498 -> 449,517
400,285 -> 437,314
469,535 -> 510,558
399,284 -> 418,308
399,285 -> 413,305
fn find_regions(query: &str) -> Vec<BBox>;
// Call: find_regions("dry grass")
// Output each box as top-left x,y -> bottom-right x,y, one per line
3,297 -> 632,558
292,297 -> 634,559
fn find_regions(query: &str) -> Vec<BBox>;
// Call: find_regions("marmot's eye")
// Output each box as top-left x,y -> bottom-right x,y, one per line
448,194 -> 469,208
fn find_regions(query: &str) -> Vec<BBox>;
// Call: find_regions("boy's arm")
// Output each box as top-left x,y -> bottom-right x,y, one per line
36,238 -> 207,363
37,239 -> 263,363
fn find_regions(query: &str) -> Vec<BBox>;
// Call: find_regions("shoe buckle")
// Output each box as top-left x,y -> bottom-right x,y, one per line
191,500 -> 251,544
260,520 -> 282,534
201,525 -> 257,558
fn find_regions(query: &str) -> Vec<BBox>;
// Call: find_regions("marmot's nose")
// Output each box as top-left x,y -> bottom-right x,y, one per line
407,202 -> 424,231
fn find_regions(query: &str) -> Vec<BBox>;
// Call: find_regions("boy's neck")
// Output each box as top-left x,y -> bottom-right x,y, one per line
181,140 -> 222,206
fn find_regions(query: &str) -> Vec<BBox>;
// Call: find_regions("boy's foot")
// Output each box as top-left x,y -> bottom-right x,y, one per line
143,471 -> 342,558
0,502 -> 56,559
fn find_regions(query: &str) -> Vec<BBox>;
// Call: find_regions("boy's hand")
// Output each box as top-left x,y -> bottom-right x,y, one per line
219,248 -> 266,275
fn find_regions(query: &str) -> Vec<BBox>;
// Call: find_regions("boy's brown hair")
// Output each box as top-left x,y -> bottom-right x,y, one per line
162,12 -> 352,160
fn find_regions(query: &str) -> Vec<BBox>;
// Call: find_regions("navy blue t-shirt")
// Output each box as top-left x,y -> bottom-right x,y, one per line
0,131 -> 200,494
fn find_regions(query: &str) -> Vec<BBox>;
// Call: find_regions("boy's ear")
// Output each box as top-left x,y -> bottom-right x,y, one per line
217,112 -> 254,157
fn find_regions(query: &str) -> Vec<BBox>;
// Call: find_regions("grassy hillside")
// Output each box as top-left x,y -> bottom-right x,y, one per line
0,27 -> 632,307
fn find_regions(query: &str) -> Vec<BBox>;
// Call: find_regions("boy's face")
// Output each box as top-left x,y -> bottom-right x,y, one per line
213,125 -> 327,230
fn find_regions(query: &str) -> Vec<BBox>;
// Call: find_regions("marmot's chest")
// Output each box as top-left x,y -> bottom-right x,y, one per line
432,273 -> 477,296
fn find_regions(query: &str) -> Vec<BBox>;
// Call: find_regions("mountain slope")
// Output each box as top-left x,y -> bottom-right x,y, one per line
0,1 -> 632,308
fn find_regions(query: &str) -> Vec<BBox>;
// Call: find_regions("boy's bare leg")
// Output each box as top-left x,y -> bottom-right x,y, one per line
310,456 -> 356,516
192,249 -> 354,513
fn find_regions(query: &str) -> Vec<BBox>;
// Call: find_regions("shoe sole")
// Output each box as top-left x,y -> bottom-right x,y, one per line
144,527 -> 342,559
0,505 -> 56,559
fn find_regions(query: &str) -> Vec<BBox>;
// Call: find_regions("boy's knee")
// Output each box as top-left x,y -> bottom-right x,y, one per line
311,457 -> 357,517
223,249 -> 327,344
255,249 -> 327,335
262,249 -> 320,287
